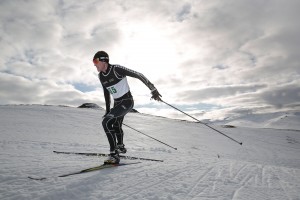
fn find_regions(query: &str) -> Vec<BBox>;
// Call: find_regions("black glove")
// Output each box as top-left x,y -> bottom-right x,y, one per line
151,88 -> 162,101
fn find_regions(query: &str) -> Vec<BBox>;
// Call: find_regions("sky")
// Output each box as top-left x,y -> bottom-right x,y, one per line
1,0 -> 300,121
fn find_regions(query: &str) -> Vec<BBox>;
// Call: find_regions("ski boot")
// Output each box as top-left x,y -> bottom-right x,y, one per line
116,144 -> 127,154
104,152 -> 120,164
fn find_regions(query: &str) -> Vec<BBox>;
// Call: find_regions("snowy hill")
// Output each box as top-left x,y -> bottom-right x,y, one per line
215,111 -> 300,131
1,105 -> 300,200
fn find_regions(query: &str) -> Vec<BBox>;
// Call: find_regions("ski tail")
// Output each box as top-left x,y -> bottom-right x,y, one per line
28,162 -> 141,180
58,162 -> 141,177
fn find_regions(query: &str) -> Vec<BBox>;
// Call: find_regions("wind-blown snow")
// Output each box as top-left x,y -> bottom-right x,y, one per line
1,105 -> 300,200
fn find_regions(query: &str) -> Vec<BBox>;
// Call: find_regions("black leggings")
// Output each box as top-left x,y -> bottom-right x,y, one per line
102,98 -> 134,152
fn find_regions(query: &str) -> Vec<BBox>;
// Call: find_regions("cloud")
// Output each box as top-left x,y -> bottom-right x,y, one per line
176,3 -> 192,22
0,0 -> 299,121
178,84 -> 267,103
259,82 -> 300,109
0,72 -> 103,106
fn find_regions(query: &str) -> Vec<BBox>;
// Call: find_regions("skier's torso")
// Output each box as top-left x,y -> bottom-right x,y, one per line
99,65 -> 131,99
99,64 -> 155,101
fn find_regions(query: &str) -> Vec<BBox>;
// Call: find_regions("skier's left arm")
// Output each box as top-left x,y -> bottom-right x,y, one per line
115,66 -> 162,101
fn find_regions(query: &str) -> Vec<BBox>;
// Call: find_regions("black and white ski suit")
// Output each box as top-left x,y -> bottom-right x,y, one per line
99,64 -> 156,152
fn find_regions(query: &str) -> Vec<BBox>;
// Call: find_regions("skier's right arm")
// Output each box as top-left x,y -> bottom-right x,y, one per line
99,74 -> 111,115
103,87 -> 111,115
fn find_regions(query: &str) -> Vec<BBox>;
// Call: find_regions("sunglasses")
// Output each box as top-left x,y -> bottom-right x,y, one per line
93,57 -> 108,65
93,58 -> 101,65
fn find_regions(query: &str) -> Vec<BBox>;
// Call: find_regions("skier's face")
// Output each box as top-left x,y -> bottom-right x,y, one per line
93,58 -> 107,72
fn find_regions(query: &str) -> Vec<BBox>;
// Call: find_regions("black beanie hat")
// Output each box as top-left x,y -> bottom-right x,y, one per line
93,51 -> 109,63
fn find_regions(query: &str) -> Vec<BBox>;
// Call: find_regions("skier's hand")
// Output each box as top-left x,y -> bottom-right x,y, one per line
151,88 -> 162,101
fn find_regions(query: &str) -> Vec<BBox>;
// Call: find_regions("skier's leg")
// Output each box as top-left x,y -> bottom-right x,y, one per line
114,117 -> 127,153
102,115 -> 117,152
102,98 -> 134,152
114,117 -> 124,145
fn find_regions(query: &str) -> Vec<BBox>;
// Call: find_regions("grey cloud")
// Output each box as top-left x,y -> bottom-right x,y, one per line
212,64 -> 230,70
0,0 -> 125,108
0,1 -> 62,48
178,84 -> 267,102
0,0 -> 121,81
197,83 -> 300,119
260,83 -> 300,109
0,73 -> 38,103
0,73 -> 102,106
169,0 -> 300,113
176,3 -> 191,22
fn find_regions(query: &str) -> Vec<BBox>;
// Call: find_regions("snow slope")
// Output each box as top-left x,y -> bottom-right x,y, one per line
215,111 -> 300,131
1,105 -> 300,200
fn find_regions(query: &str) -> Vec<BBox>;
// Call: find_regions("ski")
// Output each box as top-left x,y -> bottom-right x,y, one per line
53,150 -> 164,162
28,162 -> 141,180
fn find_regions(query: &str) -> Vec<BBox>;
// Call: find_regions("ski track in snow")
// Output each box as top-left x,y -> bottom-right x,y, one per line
1,105 -> 300,200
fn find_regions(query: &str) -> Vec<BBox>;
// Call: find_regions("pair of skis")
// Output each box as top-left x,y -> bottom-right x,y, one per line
28,151 -> 163,180
53,151 -> 164,162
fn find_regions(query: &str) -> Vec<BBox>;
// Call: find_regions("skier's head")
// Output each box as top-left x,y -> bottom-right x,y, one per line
93,51 -> 109,64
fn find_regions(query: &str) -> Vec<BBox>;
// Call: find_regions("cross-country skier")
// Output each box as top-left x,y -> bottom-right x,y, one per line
93,51 -> 162,164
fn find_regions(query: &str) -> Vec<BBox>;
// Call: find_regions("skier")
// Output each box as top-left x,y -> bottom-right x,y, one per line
93,51 -> 162,164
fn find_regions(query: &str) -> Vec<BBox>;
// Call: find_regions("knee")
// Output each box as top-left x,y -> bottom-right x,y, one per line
102,116 -> 113,131
114,125 -> 123,134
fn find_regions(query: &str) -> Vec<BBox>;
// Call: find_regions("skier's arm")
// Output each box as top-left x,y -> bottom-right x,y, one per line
103,87 -> 111,114
99,74 -> 111,114
115,66 -> 162,100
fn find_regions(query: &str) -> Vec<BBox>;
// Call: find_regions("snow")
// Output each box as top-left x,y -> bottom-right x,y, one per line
215,112 -> 300,131
1,105 -> 300,200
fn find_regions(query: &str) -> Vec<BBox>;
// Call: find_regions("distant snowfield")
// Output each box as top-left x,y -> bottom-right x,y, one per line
217,111 -> 300,131
1,105 -> 300,200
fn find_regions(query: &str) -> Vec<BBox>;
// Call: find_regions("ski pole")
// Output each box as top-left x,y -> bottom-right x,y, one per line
160,100 -> 243,146
123,123 -> 178,150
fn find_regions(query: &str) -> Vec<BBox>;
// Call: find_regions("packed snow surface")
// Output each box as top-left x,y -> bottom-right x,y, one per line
1,105 -> 300,200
